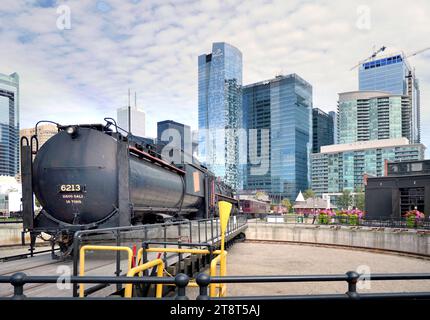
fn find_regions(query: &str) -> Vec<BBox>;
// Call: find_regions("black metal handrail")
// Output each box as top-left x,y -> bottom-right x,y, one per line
0,219 -> 23,224
1,271 -> 429,300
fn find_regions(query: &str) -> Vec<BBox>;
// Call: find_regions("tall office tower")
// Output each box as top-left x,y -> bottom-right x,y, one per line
329,111 -> 338,144
198,42 -> 242,190
311,138 -> 425,196
242,74 -> 313,200
0,73 -> 19,177
338,91 -> 412,144
117,105 -> 146,138
359,53 -> 420,143
157,120 -> 191,164
312,108 -> 335,153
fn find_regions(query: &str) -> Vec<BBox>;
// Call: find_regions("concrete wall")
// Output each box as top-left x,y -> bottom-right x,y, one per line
246,222 -> 430,256
0,224 -> 28,245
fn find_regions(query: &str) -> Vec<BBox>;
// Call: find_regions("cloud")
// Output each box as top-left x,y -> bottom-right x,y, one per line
0,0 -> 429,157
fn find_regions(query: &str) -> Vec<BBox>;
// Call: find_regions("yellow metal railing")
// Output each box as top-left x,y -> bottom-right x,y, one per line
137,247 -> 226,297
78,200 -> 232,298
136,247 -> 222,263
79,245 -> 134,298
124,259 -> 164,298
210,250 -> 227,297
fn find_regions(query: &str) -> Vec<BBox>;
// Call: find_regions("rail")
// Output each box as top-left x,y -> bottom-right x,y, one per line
124,259 -> 164,298
0,219 -> 23,224
1,271 -> 429,300
71,216 -> 247,296
79,245 -> 134,297
137,240 -> 227,296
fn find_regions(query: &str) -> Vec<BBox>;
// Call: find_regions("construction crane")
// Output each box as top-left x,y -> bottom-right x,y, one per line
350,46 -> 386,70
350,46 -> 430,71
405,47 -> 430,59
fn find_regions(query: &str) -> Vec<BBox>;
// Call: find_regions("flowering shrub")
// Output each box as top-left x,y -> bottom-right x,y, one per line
404,210 -> 425,228
336,209 -> 364,225
318,209 -> 335,224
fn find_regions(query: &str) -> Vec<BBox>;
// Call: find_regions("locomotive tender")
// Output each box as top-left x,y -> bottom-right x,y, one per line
20,120 -> 238,251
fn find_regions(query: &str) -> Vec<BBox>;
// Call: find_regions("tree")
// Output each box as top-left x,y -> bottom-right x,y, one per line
354,187 -> 365,211
337,189 -> 352,210
281,198 -> 291,213
303,189 -> 316,200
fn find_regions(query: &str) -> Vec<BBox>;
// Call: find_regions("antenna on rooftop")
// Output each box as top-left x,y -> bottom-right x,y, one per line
128,88 -> 131,136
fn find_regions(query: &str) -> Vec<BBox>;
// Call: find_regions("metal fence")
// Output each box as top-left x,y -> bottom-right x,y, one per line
0,218 -> 23,224
70,215 -> 248,297
1,271 -> 429,300
250,214 -> 430,230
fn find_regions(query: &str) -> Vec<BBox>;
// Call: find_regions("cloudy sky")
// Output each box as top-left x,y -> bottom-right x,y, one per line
1,0 -> 429,155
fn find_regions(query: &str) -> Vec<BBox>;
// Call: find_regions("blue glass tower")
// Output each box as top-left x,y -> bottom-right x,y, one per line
312,108 -> 335,153
242,74 -> 312,200
0,73 -> 19,177
359,53 -> 420,143
198,43 -> 242,190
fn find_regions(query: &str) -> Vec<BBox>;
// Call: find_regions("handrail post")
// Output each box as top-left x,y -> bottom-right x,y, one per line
11,272 -> 26,299
175,273 -> 189,300
72,234 -> 80,297
115,230 -> 121,292
346,271 -> 360,300
163,226 -> 167,267
196,273 -> 210,300
198,221 -> 201,243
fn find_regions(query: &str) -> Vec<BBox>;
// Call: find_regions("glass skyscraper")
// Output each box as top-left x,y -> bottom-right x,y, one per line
312,108 -> 335,153
311,138 -> 425,195
242,74 -> 313,200
198,42 -> 242,190
359,53 -> 420,143
0,73 -> 19,177
338,91 -> 412,144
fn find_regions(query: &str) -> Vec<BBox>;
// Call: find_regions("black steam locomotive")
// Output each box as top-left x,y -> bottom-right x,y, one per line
20,120 -> 238,251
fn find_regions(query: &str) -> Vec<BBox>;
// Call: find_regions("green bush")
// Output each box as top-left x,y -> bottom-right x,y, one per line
406,215 -> 416,228
349,214 -> 359,226
318,214 -> 329,224
339,213 -> 348,224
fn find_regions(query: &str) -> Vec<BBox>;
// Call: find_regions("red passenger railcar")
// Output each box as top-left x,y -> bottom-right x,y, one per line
239,199 -> 270,217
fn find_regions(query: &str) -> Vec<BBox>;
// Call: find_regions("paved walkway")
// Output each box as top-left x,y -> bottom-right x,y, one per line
225,242 -> 430,296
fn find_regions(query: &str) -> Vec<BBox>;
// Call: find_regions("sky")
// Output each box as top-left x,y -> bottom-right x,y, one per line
1,0 -> 429,156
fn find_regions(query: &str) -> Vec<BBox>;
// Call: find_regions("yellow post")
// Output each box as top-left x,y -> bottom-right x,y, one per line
218,201 -> 232,252
216,201 -> 232,297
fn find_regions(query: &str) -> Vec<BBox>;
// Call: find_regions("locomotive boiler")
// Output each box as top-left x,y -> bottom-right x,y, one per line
20,121 -> 238,250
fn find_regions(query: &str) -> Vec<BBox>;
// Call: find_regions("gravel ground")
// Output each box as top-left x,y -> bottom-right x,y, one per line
224,242 -> 430,296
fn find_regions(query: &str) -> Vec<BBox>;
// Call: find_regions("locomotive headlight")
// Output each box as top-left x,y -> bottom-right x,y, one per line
66,126 -> 78,138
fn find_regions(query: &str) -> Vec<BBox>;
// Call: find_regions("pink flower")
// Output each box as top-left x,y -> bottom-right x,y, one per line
319,209 -> 335,216
404,209 -> 425,220
345,209 -> 365,218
